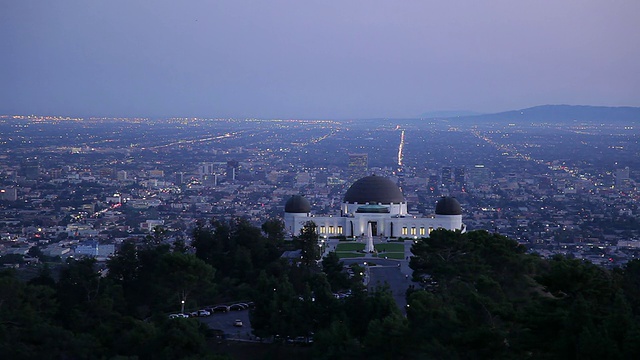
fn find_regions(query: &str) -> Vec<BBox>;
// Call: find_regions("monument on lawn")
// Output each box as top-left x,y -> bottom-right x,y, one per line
364,222 -> 375,253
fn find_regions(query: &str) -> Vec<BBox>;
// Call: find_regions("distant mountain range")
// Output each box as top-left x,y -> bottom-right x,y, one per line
426,105 -> 640,123
419,110 -> 483,118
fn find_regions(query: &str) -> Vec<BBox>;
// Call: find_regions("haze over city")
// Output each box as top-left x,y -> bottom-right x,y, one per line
2,0 -> 640,118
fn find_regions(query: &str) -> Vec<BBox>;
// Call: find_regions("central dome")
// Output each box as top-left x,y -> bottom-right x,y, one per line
344,175 -> 404,204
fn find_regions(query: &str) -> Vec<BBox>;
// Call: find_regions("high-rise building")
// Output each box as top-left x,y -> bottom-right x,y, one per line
454,167 -> 466,187
199,163 -> 215,176
467,164 -> 492,188
427,174 -> 440,193
21,158 -> 40,180
615,166 -> 631,188
226,160 -> 239,181
441,166 -> 453,187
349,153 -> 368,179
0,188 -> 18,201
174,172 -> 184,185
116,170 -> 128,181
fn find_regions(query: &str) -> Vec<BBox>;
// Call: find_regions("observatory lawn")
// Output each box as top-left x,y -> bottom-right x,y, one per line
335,242 -> 364,258
336,243 -> 365,251
374,243 -> 404,253
334,242 -> 405,259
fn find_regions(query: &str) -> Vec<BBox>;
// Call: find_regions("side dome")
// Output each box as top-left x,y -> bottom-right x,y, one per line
344,175 -> 404,204
435,197 -> 462,215
285,195 -> 311,213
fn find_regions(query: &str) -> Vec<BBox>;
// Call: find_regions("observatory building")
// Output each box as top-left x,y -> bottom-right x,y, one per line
284,175 -> 465,238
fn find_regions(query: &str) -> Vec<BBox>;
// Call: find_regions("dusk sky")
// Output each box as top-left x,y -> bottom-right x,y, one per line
1,1 -> 639,119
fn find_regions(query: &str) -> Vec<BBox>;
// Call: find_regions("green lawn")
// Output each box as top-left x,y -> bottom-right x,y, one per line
334,242 -> 404,260
374,243 -> 404,252
336,243 -> 365,251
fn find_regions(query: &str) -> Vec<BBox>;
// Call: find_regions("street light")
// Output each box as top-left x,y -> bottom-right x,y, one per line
181,300 -> 185,314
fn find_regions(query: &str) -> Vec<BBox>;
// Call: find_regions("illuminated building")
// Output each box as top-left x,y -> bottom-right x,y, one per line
348,153 -> 368,179
284,175 -> 465,238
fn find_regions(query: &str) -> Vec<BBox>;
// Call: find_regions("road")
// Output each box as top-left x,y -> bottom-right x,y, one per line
341,257 -> 414,314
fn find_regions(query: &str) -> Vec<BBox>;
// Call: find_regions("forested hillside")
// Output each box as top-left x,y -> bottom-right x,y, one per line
2,223 -> 640,359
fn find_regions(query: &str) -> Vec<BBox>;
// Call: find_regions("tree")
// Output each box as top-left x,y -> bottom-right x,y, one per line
28,264 -> 56,288
363,313 -> 410,359
298,221 -> 320,269
406,230 -> 547,358
250,271 -> 302,339
322,251 -> 350,291
192,217 -> 283,290
262,217 -> 285,244
155,252 -> 215,313
312,320 -> 362,360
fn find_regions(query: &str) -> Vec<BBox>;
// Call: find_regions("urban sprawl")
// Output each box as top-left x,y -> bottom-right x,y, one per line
1,114 -> 638,269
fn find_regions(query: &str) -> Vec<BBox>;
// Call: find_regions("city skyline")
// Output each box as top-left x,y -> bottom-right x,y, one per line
2,1 -> 639,119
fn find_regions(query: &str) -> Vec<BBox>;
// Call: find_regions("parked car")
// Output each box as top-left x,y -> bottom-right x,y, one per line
234,319 -> 243,327
286,335 -> 314,346
211,305 -> 229,313
197,309 -> 211,317
229,303 -> 248,311
169,313 -> 189,319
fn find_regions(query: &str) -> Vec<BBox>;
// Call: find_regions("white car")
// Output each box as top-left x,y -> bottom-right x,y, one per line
169,313 -> 189,319
197,309 -> 211,317
234,319 -> 243,327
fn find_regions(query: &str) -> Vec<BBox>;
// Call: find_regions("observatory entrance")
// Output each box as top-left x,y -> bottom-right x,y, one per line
368,221 -> 378,236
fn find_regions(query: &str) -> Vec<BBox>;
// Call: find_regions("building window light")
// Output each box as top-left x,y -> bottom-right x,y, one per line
320,226 -> 326,234
401,227 -> 408,235
419,227 -> 425,235
337,226 -> 343,234
329,226 -> 335,234
410,227 -> 416,235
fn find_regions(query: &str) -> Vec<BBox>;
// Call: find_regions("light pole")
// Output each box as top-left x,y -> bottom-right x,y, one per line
181,300 -> 185,314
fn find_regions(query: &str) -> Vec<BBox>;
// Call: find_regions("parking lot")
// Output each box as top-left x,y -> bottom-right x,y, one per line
197,307 -> 253,340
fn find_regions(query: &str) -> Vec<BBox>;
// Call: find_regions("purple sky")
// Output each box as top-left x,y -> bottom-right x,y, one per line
1,1 -> 638,119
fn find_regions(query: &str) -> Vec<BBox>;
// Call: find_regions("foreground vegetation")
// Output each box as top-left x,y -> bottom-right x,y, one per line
2,221 -> 640,359
406,229 -> 640,359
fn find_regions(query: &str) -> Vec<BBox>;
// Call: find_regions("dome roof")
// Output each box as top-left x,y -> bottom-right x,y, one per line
344,175 -> 404,204
435,197 -> 462,215
285,195 -> 311,213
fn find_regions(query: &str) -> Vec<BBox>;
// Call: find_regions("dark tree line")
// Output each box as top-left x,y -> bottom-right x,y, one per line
0,250 -> 223,360
405,229 -> 640,359
191,217 -> 286,300
5,219 -> 640,359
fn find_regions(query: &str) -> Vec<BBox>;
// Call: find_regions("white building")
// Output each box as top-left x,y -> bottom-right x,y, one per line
284,175 -> 465,238
116,170 -> 128,181
75,243 -> 116,258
